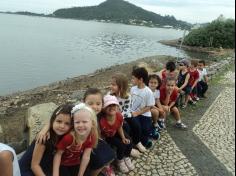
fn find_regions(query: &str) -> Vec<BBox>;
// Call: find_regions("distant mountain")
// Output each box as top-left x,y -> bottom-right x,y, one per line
2,11 -> 45,17
53,0 -> 192,29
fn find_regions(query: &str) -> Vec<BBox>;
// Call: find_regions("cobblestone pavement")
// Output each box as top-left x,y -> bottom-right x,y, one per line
193,73 -> 235,175
115,70 -> 235,176
117,131 -> 197,176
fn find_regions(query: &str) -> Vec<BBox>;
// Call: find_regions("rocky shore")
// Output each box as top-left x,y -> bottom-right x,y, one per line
0,54 -> 234,153
159,39 -> 234,57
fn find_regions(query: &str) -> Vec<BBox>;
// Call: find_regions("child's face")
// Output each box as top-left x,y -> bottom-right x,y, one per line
149,78 -> 158,91
73,110 -> 93,137
85,94 -> 103,115
178,63 -> 186,70
53,114 -> 71,136
105,104 -> 118,116
132,76 -> 141,86
198,63 -> 205,70
166,80 -> 176,92
110,78 -> 119,95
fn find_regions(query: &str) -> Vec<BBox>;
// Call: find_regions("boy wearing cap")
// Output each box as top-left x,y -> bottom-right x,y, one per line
177,59 -> 191,108
99,95 -> 134,174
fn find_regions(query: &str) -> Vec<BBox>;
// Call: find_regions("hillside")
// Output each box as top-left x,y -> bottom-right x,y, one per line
52,0 -> 191,29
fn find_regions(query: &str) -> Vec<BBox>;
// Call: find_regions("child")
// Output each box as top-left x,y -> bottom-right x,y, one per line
83,88 -> 116,176
188,60 -> 200,103
197,60 -> 208,98
110,73 -> 147,154
53,103 -> 99,176
160,61 -> 178,86
19,104 -> 73,176
0,143 -> 21,176
177,59 -> 191,108
100,95 -> 134,174
160,77 -> 187,129
131,67 -> 155,148
148,74 -> 166,130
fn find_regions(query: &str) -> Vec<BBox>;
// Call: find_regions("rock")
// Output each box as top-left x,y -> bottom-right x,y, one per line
27,102 -> 58,144
0,125 -> 3,133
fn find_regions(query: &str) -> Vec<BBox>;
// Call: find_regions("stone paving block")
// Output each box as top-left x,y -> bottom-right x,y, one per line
117,131 -> 197,176
193,85 -> 235,175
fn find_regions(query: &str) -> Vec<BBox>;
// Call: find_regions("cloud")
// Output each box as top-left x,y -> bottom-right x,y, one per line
0,0 -> 234,23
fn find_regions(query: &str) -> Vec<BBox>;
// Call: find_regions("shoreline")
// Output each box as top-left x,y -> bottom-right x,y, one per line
159,39 -> 234,57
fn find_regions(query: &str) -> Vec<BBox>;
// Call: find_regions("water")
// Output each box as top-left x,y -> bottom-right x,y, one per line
0,13 -> 188,95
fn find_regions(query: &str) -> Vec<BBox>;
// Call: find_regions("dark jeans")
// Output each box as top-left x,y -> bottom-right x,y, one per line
197,81 -> 208,97
124,117 -> 142,145
105,133 -> 132,160
59,165 -> 80,176
136,115 -> 152,146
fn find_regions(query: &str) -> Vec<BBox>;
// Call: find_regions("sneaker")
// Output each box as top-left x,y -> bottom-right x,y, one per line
175,122 -> 188,130
189,100 -> 197,105
150,128 -> 161,140
193,97 -> 200,101
101,165 -> 116,176
157,120 -> 166,129
117,160 -> 129,173
130,148 -> 141,158
124,157 -> 135,171
145,139 -> 153,149
136,142 -> 147,153
181,104 -> 187,109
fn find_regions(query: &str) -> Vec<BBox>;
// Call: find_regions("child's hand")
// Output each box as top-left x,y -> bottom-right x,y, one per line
36,131 -> 50,144
122,138 -> 130,144
132,112 -> 139,117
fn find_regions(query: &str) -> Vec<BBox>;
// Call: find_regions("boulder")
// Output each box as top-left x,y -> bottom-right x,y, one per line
27,102 -> 58,144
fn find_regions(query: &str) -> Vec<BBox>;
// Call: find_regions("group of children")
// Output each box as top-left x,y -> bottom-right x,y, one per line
0,58 -> 208,176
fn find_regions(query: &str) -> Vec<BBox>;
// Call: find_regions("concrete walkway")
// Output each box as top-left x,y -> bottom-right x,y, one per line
117,70 -> 235,176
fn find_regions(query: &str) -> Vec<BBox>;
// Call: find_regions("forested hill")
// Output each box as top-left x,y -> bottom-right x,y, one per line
52,0 -> 192,29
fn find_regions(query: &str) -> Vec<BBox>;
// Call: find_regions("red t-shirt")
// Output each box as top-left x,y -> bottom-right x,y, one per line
100,112 -> 123,138
160,86 -> 178,105
188,69 -> 199,87
56,133 -> 95,166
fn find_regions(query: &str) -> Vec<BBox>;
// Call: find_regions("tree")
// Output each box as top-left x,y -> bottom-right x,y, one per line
184,16 -> 235,48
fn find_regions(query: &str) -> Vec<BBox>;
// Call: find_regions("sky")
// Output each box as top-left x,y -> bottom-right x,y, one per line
0,0 -> 235,23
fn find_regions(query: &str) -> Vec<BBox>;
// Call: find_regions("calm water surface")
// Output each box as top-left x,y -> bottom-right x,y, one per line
0,13 -> 188,95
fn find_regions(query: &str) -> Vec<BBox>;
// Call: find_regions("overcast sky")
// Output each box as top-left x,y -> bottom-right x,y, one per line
0,0 -> 234,23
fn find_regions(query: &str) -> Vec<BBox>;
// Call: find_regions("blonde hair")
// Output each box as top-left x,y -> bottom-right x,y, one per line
112,73 -> 129,99
71,103 -> 99,148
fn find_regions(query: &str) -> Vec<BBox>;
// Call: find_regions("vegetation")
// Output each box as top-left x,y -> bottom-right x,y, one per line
184,16 -> 235,48
52,0 -> 191,29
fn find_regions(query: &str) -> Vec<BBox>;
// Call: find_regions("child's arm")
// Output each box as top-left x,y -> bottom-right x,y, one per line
179,74 -> 190,91
53,150 -> 63,176
204,75 -> 209,83
156,99 -> 164,113
191,72 -> 199,90
36,123 -> 50,144
117,126 -> 130,144
78,148 -> 92,176
31,143 -> 47,176
132,106 -> 151,117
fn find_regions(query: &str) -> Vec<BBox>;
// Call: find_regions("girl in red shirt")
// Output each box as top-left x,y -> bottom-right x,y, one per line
160,77 -> 187,130
100,95 -> 134,174
53,103 -> 99,176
